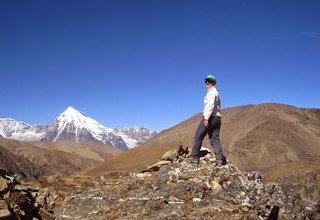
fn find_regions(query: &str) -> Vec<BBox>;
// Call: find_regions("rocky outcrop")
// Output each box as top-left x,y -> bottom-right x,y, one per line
143,145 -> 189,172
54,147 -> 320,219
0,170 -> 57,219
268,168 -> 320,203
1,146 -> 319,219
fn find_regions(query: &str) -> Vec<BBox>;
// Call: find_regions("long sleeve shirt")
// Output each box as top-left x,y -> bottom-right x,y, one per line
203,86 -> 221,120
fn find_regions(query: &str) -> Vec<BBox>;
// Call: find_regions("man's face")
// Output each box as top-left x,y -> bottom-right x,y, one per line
205,81 -> 213,89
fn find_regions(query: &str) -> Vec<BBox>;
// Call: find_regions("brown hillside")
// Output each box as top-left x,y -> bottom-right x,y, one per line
30,140 -> 121,161
83,103 -> 320,177
263,161 -> 320,201
0,144 -> 47,181
0,138 -> 121,179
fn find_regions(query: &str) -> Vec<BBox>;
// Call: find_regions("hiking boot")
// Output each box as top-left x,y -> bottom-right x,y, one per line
216,160 -> 223,167
186,157 -> 199,164
216,159 -> 227,167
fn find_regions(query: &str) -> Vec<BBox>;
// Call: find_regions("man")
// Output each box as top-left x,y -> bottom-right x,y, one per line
188,74 -> 226,166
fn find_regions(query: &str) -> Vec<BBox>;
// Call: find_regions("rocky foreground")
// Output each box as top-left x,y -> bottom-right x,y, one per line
1,147 -> 320,219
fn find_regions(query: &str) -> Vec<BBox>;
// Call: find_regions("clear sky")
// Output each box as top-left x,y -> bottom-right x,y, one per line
1,0 -> 319,131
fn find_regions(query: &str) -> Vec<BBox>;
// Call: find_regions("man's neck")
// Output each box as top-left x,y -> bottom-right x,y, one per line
207,85 -> 214,90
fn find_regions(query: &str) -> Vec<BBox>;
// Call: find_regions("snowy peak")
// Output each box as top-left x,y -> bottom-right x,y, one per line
0,107 -> 157,150
55,106 -> 108,133
58,107 -> 92,126
43,107 -> 129,149
59,106 -> 87,121
0,118 -> 43,141
0,118 -> 31,136
115,126 -> 157,149
61,106 -> 82,117
66,106 -> 78,112
43,107 -> 157,149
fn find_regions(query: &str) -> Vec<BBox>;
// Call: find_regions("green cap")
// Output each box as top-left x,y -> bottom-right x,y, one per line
205,74 -> 216,82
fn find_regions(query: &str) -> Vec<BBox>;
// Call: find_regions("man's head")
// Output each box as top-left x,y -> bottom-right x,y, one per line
205,75 -> 216,87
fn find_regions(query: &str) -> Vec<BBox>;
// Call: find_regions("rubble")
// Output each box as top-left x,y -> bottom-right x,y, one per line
1,146 -> 319,219
55,147 -> 320,219
0,169 -> 57,219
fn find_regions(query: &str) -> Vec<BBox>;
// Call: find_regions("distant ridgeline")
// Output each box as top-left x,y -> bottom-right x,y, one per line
0,107 -> 157,150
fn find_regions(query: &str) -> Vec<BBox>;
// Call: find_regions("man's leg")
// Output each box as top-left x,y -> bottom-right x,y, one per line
191,118 -> 208,159
208,116 -> 225,163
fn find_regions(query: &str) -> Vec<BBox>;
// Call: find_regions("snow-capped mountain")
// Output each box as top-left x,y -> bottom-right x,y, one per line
0,107 -> 157,150
115,127 -> 157,149
40,107 -> 129,150
0,118 -> 43,141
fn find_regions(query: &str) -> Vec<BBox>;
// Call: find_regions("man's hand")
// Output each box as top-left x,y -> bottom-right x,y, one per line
204,120 -> 209,128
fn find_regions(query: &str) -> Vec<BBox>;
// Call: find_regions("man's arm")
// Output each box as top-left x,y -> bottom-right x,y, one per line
203,90 -> 216,120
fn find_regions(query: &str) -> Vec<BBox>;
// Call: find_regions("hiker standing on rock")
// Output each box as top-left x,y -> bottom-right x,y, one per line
188,75 -> 226,166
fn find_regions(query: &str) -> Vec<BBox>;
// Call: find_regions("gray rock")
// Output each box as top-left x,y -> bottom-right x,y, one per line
144,160 -> 171,172
161,149 -> 178,161
53,145 -> 319,219
0,169 -> 49,219
36,188 -> 58,212
0,180 -> 8,193
0,200 -> 8,210
0,209 -> 12,219
3,145 -> 320,220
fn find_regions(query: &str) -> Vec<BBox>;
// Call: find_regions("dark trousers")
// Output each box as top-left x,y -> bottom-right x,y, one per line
191,116 -> 225,161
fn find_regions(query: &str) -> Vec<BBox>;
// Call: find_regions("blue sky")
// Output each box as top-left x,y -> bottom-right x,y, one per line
1,0 -> 319,131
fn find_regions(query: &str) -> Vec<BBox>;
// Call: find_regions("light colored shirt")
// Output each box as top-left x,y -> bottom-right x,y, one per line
203,86 -> 221,120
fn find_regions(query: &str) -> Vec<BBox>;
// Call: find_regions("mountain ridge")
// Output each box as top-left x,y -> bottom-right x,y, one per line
82,103 -> 320,175
0,107 -> 157,150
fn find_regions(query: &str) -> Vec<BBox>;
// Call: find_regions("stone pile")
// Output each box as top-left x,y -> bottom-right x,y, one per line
0,169 -> 57,219
54,147 -> 320,219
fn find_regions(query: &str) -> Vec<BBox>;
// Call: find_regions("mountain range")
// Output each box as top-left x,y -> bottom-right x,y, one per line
0,106 -> 157,150
0,103 -> 319,201
1,103 -> 320,219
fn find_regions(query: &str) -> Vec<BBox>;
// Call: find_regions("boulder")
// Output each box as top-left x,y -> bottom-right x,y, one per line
0,200 -> 12,219
0,209 -> 12,219
36,188 -> 58,212
161,149 -> 178,161
145,160 -> 171,172
0,180 -> 8,193
161,145 -> 189,161
0,169 -> 57,219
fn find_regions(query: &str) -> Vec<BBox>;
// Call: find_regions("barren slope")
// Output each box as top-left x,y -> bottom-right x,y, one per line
0,138 -> 121,178
30,140 -> 121,161
84,103 -> 320,177
0,144 -> 47,181
263,161 -> 320,201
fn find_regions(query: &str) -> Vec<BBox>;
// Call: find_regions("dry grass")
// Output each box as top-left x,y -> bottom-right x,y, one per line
263,161 -> 320,179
